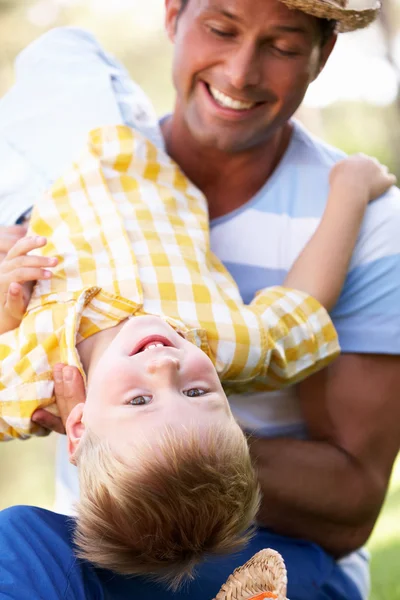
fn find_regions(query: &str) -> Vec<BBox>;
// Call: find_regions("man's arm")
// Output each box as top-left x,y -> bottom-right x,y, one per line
250,352 -> 400,557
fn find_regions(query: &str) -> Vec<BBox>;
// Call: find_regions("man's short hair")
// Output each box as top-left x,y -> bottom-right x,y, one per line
74,423 -> 260,590
179,0 -> 336,45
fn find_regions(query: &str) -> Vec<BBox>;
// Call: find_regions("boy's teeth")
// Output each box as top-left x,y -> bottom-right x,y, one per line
209,85 -> 255,110
144,342 -> 165,351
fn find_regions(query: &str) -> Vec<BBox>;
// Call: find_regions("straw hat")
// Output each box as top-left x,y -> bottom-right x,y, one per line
278,0 -> 381,32
213,549 -> 288,600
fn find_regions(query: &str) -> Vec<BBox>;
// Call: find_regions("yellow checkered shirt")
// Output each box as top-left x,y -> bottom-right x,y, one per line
0,126 -> 339,440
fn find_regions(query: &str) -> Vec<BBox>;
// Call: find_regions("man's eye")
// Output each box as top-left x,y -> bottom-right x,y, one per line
271,46 -> 299,57
128,395 -> 152,406
208,26 -> 234,38
184,388 -> 207,398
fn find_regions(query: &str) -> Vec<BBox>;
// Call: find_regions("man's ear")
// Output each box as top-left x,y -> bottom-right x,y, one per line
313,34 -> 337,81
165,0 -> 183,42
65,403 -> 86,466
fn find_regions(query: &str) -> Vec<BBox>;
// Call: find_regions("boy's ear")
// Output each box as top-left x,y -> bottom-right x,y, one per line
65,403 -> 86,465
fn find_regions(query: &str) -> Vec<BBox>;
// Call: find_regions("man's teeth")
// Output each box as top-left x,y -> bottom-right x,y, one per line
209,86 -> 255,111
143,342 -> 165,351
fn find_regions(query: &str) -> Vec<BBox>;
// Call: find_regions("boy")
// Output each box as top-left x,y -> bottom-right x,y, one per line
0,104 -> 394,586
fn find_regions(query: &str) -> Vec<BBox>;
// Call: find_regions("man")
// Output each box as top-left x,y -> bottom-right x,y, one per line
0,0 -> 399,598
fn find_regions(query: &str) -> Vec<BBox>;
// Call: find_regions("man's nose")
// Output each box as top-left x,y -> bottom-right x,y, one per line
146,354 -> 180,376
226,41 -> 261,90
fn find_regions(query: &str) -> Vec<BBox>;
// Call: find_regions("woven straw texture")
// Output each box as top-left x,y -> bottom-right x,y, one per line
279,0 -> 380,32
214,549 -> 288,600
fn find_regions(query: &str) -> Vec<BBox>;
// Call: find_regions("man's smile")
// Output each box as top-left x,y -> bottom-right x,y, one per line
198,81 -> 267,122
207,84 -> 257,111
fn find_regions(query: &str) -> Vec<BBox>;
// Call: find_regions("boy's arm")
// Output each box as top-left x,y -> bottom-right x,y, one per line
249,155 -> 396,388
250,285 -> 340,388
284,154 -> 396,311
0,235 -> 58,335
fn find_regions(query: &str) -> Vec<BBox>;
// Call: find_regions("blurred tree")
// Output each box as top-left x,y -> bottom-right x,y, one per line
379,0 -> 400,170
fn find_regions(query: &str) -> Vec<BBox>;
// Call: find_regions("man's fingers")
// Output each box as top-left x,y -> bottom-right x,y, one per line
53,364 -> 86,427
6,236 -> 48,259
31,409 -> 66,435
30,364 -> 86,435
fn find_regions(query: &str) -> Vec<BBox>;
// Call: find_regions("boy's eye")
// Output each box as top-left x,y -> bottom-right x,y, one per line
129,395 -> 152,406
184,388 -> 207,398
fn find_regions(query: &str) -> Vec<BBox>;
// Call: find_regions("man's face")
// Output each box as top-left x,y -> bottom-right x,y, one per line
166,0 -> 334,153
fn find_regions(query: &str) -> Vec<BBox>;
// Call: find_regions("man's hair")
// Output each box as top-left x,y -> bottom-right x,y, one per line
74,423 -> 260,590
179,0 -> 336,45
319,19 -> 337,45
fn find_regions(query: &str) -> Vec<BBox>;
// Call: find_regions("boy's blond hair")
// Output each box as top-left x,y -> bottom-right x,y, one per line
74,422 -> 260,589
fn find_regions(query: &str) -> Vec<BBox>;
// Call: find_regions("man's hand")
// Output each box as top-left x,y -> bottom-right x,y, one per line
0,235 -> 58,334
31,365 -> 86,435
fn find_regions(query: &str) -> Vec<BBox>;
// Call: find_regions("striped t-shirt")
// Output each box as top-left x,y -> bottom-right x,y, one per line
211,119 -> 400,440
211,122 -> 400,599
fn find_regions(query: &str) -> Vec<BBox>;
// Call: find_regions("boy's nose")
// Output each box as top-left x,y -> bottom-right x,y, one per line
146,354 -> 180,375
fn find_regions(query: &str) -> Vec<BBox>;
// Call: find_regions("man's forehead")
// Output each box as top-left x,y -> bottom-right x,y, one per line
197,0 -> 319,35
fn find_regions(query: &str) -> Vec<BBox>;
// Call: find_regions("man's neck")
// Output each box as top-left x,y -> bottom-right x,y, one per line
162,111 -> 293,220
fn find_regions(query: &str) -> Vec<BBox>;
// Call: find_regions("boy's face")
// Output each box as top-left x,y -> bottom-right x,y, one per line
67,316 -> 235,458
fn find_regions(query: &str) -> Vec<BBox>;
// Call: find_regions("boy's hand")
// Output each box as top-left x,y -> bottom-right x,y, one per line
0,225 -> 27,264
31,365 -> 86,435
330,154 -> 397,204
0,235 -> 58,330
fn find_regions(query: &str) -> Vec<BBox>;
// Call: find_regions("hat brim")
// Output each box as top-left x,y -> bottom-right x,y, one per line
214,549 -> 288,600
279,0 -> 380,32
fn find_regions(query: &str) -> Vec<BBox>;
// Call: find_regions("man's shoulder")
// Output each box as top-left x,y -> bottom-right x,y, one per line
288,120 -> 347,170
246,120 -> 349,221
347,184 -> 400,280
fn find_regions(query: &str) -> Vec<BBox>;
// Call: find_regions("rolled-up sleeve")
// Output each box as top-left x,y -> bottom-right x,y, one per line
250,285 -> 340,389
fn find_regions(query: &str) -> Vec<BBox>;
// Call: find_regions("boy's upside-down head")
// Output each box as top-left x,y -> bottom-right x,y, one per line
66,315 -> 260,588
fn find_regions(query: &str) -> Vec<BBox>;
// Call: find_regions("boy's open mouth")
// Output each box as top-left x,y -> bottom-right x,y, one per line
130,336 -> 174,356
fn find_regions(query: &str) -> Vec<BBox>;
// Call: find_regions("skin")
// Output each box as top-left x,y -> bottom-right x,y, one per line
66,315 -> 235,461
0,235 -> 57,333
162,0 -> 335,218
32,0 -> 400,558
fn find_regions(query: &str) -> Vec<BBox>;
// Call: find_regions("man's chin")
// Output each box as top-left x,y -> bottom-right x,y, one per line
191,126 -> 264,154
